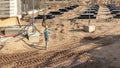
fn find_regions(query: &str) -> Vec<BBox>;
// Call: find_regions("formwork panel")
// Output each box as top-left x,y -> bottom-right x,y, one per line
0,0 -> 18,18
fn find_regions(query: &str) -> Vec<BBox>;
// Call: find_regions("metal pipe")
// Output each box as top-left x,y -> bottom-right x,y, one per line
86,0 -> 90,25
32,0 -> 35,32
88,3 -> 90,25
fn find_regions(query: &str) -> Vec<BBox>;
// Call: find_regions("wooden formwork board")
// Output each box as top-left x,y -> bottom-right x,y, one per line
0,17 -> 21,27
0,0 -> 18,18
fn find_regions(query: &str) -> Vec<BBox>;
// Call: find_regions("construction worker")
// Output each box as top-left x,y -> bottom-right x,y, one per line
44,25 -> 50,49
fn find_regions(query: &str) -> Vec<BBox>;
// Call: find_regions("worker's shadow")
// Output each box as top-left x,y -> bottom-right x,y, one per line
16,34 -> 45,50
22,39 -> 46,50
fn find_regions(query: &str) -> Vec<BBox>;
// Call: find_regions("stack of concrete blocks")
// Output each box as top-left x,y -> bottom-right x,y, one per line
84,25 -> 96,32
0,0 -> 18,18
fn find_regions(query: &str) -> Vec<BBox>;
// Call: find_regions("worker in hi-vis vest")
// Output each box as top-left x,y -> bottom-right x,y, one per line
44,25 -> 50,49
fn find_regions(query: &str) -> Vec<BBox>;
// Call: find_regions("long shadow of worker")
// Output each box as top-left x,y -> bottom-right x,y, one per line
15,33 -> 45,50
21,39 -> 45,50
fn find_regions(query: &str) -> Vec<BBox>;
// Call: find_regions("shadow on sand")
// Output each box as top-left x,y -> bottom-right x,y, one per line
21,39 -> 46,50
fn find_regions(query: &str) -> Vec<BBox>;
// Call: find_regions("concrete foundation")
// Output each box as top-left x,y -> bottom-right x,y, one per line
5,28 -> 22,35
84,25 -> 96,32
28,32 -> 40,43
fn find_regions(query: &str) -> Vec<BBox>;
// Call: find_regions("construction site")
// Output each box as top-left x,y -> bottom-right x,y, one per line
0,0 -> 120,68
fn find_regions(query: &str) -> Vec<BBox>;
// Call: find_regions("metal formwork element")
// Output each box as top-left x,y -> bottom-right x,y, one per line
0,0 -> 18,18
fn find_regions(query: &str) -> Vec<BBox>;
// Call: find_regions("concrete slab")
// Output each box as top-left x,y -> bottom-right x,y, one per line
84,25 -> 96,32
28,32 -> 40,43
5,28 -> 22,35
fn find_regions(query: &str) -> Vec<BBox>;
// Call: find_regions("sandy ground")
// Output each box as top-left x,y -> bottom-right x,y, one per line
0,5 -> 120,68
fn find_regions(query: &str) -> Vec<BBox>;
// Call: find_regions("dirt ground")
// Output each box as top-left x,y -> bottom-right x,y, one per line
0,5 -> 120,68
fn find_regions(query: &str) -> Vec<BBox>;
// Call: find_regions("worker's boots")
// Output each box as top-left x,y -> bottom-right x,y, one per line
45,45 -> 48,50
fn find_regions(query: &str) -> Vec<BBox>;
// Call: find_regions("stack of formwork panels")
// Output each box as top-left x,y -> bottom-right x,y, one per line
0,0 -> 18,18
